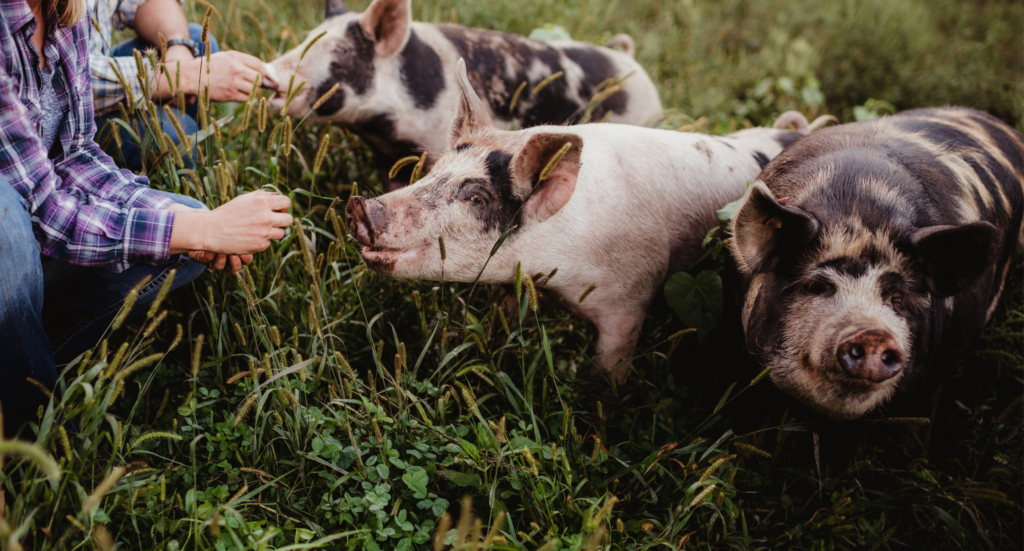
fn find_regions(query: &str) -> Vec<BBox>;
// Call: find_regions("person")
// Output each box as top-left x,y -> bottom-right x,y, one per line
0,0 -> 292,436
89,0 -> 272,169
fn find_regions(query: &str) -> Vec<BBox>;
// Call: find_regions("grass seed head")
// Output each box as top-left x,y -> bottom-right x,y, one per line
538,141 -> 573,182
257,97 -> 268,132
191,334 -> 204,377
114,353 -> 164,382
82,466 -> 126,514
523,275 -> 538,311
142,310 -> 168,340
312,83 -> 340,111
750,365 -> 772,387
233,323 -> 247,347
689,484 -> 717,508
168,324 -> 183,352
234,395 -> 257,426
313,134 -> 331,174
578,284 -> 598,304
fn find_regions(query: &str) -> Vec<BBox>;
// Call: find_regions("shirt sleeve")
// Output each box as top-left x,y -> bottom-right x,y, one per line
111,0 -> 150,30
0,52 -> 176,272
89,51 -> 149,114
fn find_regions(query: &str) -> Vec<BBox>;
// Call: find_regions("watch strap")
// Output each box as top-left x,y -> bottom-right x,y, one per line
165,38 -> 202,58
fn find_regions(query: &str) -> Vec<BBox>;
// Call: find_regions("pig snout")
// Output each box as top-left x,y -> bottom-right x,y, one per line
835,329 -> 905,383
346,196 -> 387,247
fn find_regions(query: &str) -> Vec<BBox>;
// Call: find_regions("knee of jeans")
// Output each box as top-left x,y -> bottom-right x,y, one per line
173,257 -> 207,291
189,23 -> 220,53
0,206 -> 44,306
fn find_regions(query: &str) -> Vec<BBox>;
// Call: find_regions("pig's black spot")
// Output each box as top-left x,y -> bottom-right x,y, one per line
348,112 -> 422,183
439,25 -> 583,127
562,47 -> 628,118
463,150 -> 523,233
752,151 -> 771,169
399,30 -> 444,110
775,131 -> 803,149
314,21 -> 376,116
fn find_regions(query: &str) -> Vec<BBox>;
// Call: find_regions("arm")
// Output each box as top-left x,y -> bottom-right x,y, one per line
0,62 -> 175,271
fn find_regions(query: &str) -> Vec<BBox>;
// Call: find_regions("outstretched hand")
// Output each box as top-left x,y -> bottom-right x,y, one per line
168,190 -> 294,272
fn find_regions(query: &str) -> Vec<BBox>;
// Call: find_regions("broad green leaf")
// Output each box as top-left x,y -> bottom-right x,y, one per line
664,270 -> 723,341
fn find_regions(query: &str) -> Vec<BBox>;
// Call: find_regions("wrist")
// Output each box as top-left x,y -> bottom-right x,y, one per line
164,44 -> 195,63
168,209 -> 213,253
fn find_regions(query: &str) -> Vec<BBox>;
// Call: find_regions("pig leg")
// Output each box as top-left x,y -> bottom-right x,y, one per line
588,307 -> 647,384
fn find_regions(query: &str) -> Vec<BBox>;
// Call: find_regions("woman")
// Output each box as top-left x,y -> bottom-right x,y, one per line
0,0 -> 291,435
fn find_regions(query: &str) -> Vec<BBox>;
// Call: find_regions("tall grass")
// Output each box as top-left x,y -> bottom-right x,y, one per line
1,0 -> 1021,549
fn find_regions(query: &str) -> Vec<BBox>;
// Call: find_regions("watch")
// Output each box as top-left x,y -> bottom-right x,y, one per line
165,38 -> 202,58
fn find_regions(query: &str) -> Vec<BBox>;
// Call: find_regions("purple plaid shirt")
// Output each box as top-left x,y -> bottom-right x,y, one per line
0,0 -> 175,272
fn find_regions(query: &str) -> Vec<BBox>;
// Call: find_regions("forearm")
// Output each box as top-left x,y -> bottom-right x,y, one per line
168,206 -> 208,254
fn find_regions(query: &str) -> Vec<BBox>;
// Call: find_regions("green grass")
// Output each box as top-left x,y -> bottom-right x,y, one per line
1,0 -> 1022,549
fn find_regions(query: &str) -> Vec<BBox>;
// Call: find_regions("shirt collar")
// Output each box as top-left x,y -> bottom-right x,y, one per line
1,0 -> 35,34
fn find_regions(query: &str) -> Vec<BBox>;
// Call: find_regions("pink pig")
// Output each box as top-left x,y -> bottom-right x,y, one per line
346,59 -> 828,381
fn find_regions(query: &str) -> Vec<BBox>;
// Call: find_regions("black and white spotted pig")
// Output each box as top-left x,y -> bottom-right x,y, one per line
267,0 -> 662,189
730,107 -> 1024,427
345,59 -> 823,382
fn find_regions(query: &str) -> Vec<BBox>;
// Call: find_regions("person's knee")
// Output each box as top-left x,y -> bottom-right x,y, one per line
0,189 -> 44,315
188,23 -> 220,54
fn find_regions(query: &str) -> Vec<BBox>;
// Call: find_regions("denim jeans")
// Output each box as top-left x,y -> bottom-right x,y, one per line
0,176 -> 206,435
96,23 -> 220,171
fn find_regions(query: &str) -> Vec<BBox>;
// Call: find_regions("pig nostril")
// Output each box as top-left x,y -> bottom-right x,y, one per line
881,350 -> 900,366
848,344 -> 865,361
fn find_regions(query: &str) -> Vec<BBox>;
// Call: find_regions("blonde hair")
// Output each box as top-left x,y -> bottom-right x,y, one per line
28,0 -> 86,27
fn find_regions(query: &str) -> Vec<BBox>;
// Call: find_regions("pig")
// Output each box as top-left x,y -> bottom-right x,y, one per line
345,58 -> 826,381
729,107 -> 1024,427
267,0 -> 662,189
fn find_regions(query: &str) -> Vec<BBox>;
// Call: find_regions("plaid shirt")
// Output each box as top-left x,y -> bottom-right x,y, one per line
88,0 -> 154,115
0,0 -> 175,271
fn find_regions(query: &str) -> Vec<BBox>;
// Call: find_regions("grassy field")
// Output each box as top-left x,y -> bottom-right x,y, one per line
1,0 -> 1022,549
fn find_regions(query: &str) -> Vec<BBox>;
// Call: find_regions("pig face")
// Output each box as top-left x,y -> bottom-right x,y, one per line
346,59 -> 583,281
731,177 -> 997,421
268,0 -> 423,122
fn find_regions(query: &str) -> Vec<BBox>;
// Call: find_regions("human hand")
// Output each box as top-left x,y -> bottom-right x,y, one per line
182,51 -> 271,103
201,190 -> 293,254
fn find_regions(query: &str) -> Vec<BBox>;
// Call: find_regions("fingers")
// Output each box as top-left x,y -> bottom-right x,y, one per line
212,254 -> 227,271
270,227 -> 286,240
240,255 -> 254,265
232,51 -> 271,75
228,255 -> 243,274
271,212 -> 294,228
189,250 -> 215,264
267,194 -> 293,212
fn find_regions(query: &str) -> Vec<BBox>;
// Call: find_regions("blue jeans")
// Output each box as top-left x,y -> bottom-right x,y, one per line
96,23 -> 220,171
0,177 -> 206,435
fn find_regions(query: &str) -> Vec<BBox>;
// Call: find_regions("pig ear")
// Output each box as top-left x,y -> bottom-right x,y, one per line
325,0 -> 347,18
359,0 -> 411,57
911,222 -> 998,298
449,58 -> 493,149
513,132 -> 584,223
731,182 -> 820,273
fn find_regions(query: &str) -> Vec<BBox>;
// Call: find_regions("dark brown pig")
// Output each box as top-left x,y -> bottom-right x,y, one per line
730,107 -> 1024,427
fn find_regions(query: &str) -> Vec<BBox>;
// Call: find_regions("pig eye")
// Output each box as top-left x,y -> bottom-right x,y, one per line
805,279 -> 835,296
889,293 -> 904,309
